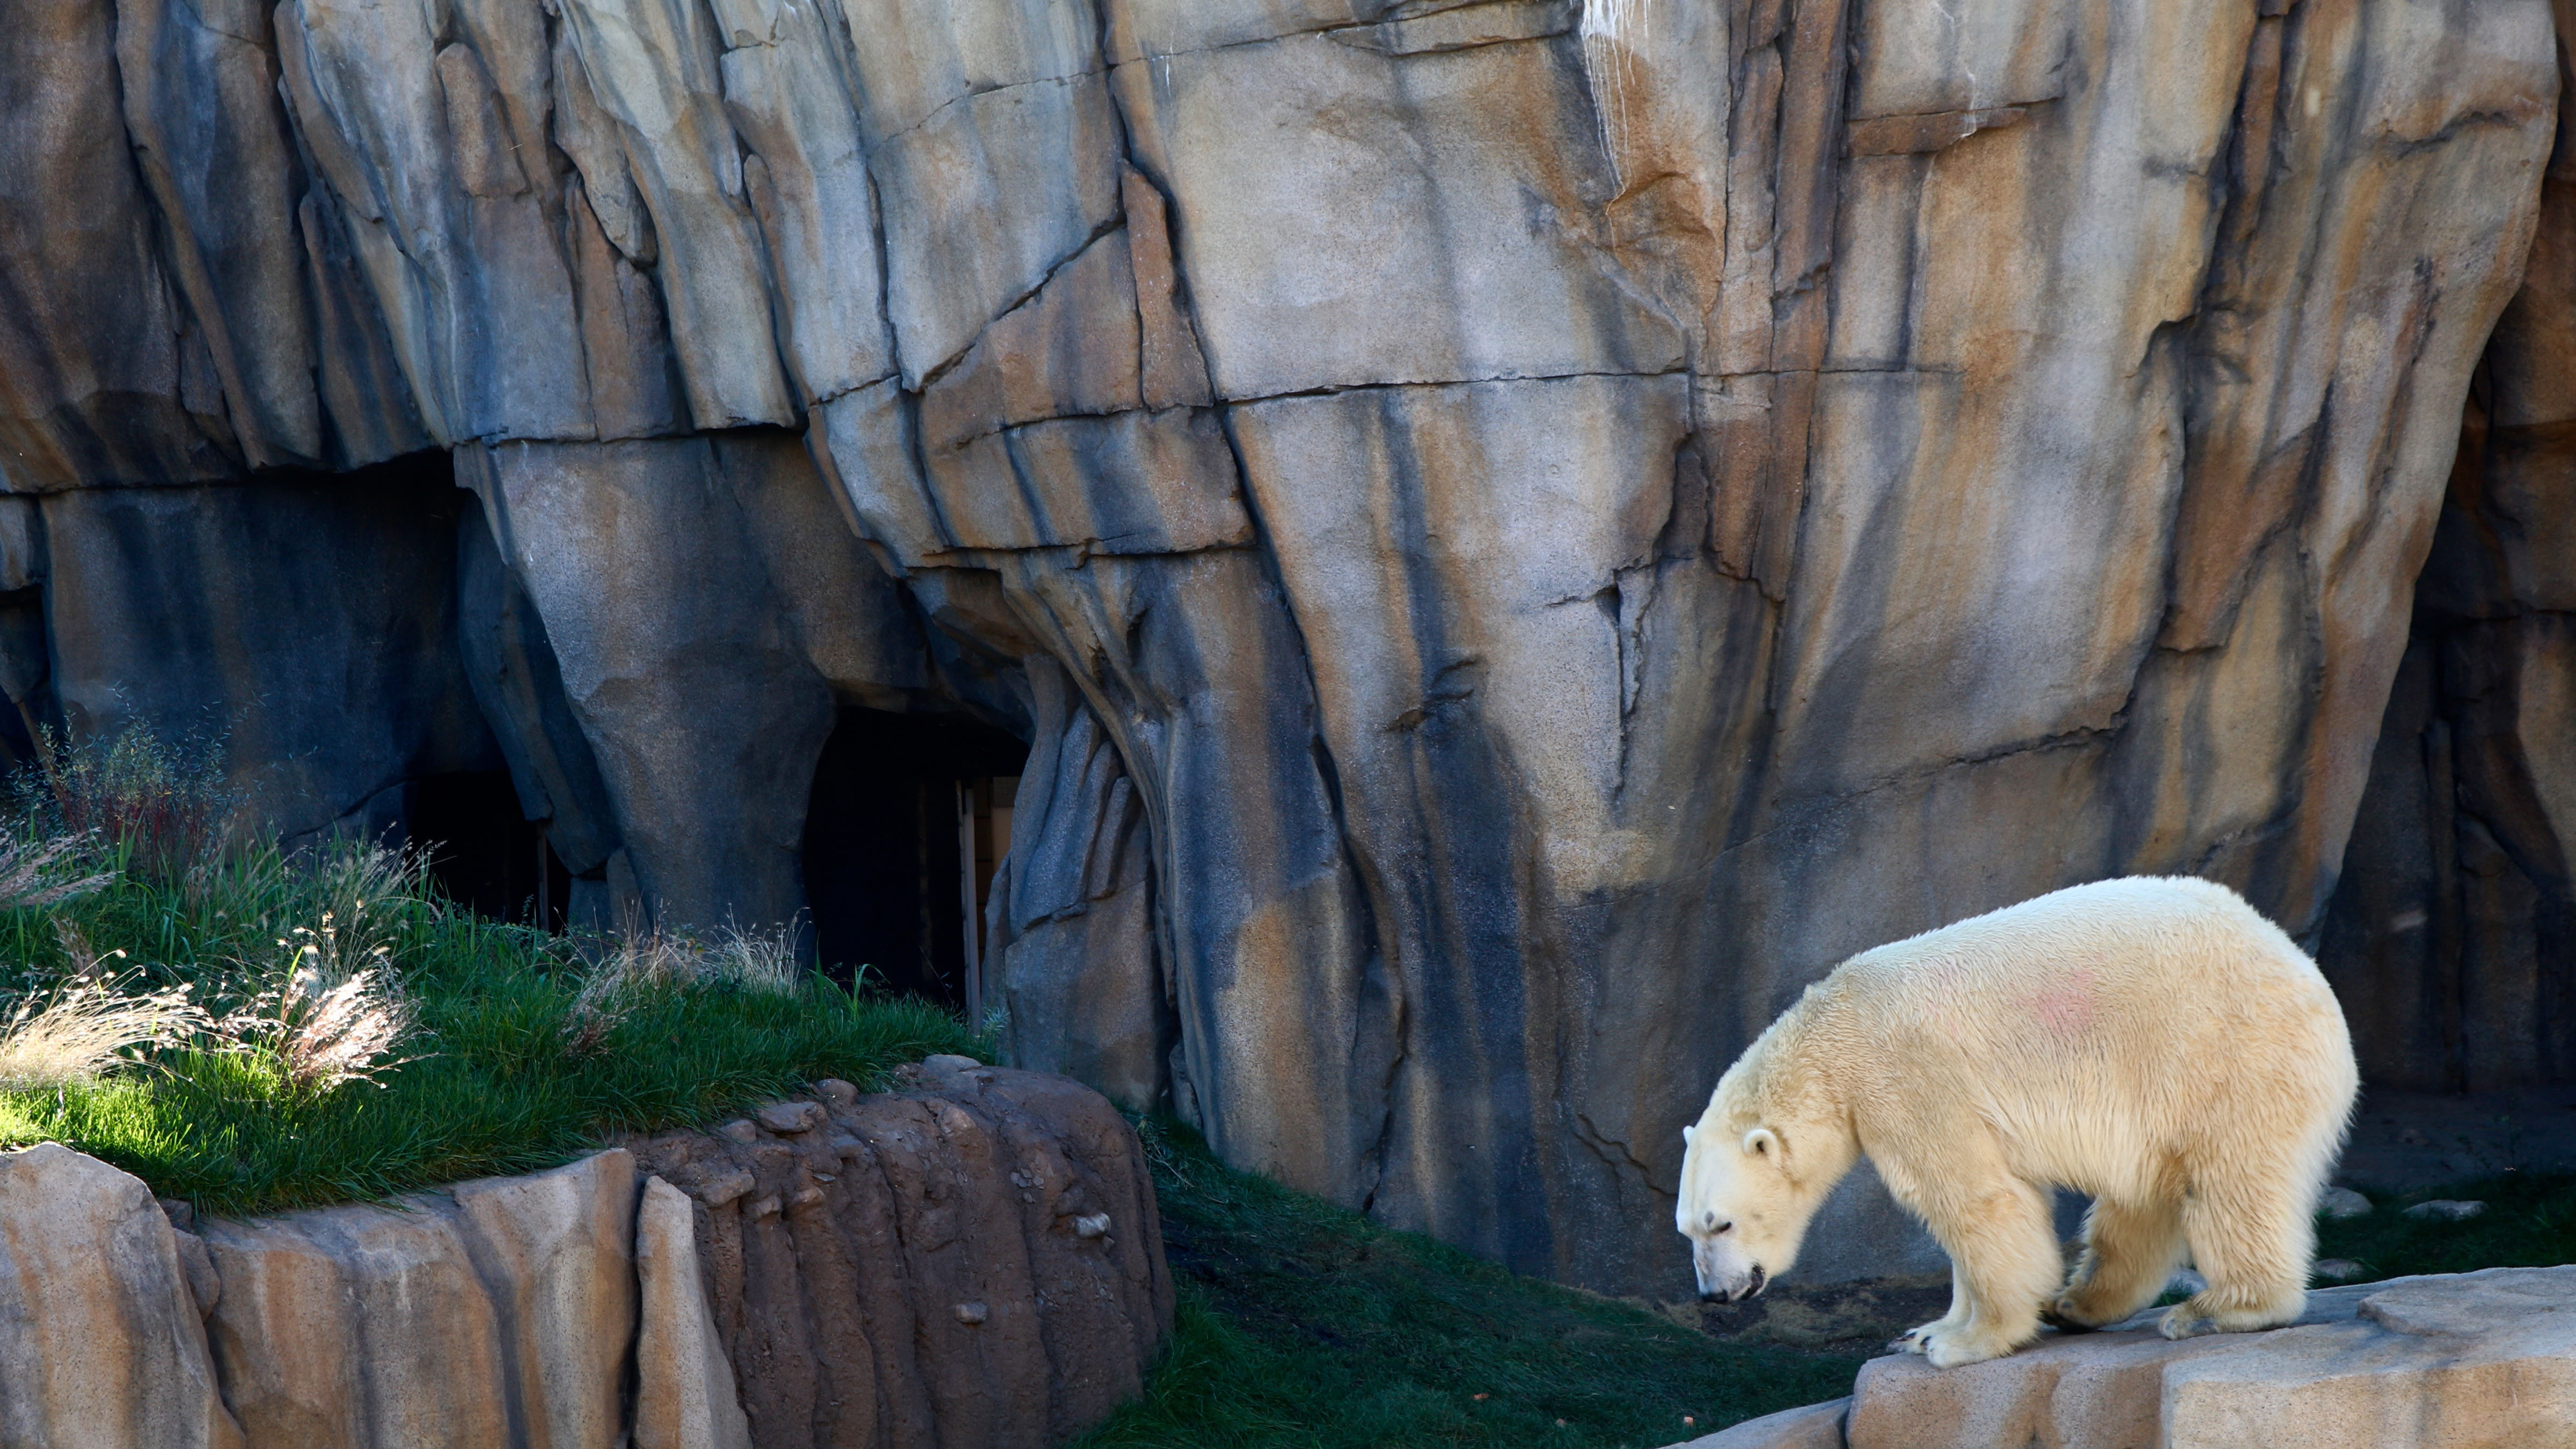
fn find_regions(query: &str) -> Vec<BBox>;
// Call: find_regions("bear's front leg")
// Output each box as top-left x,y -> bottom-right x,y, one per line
1890,1264 -> 1967,1357
1901,1179 -> 2064,1367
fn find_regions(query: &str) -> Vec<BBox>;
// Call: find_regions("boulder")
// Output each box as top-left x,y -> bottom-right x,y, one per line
0,1143 -> 243,1448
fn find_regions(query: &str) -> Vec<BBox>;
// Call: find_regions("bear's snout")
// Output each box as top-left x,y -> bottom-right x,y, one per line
1697,1263 -> 1767,1303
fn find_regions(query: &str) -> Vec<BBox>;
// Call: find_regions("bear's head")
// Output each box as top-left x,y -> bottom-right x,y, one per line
1674,1115 -> 1813,1301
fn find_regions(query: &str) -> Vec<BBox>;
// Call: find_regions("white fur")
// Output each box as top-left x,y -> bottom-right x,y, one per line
1677,876 -> 2359,1367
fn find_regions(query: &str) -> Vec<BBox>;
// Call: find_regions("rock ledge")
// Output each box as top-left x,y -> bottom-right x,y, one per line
1673,1265 -> 2576,1449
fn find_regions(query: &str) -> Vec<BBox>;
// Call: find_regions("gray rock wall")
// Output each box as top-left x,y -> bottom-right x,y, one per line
0,0 -> 2566,1296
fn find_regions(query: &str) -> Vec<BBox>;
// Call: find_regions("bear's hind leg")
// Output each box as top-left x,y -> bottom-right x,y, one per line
2049,1196 -> 2184,1329
1898,1177 -> 2062,1367
2162,1170 -> 2310,1340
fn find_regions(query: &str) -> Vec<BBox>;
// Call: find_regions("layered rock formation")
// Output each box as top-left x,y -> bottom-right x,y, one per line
1676,1265 -> 2576,1449
0,1070 -> 1168,1448
621,1060 -> 1172,1449
0,0 -> 2567,1295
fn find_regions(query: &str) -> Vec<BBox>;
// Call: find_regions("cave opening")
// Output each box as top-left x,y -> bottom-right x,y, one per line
2321,378 -> 2576,1093
802,707 -> 1029,1009
403,769 -> 570,928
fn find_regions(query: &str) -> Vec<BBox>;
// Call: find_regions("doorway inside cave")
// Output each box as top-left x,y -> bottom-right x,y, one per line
802,708 -> 1028,1009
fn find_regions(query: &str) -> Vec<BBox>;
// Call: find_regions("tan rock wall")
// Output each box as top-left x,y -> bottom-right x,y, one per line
0,0 -> 2566,1294
201,1151 -> 639,1448
2322,31 -> 2576,1087
0,1144 -> 242,1449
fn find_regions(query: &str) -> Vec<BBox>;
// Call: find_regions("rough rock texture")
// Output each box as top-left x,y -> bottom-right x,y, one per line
31,463 -> 500,843
200,1150 -> 639,1448
1678,1398 -> 1849,1449
621,1061 -> 1173,1449
0,1143 -> 243,1449
1667,1267 -> 2576,1449
0,0 -> 2571,1296
636,1174 -> 757,1449
0,1072 -> 1162,1448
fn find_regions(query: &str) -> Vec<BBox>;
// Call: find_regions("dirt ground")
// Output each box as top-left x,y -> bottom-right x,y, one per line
1684,1276 -> 1956,1358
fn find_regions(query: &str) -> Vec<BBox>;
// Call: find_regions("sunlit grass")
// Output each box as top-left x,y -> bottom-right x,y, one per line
0,833 -> 978,1218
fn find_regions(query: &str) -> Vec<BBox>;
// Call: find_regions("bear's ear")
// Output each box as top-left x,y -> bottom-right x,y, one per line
1743,1127 -> 1778,1159
1682,1125 -> 1696,1146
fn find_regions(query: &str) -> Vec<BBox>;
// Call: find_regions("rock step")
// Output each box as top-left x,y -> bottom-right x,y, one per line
1667,1265 -> 2576,1449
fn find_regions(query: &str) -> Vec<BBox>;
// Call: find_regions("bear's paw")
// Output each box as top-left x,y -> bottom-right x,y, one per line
1891,1321 -> 2016,1368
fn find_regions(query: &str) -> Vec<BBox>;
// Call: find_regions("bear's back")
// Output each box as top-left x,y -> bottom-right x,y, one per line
1821,876 -> 2353,1185
1840,875 -> 2320,1008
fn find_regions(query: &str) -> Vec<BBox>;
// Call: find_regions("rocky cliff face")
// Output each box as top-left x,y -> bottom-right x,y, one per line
0,0 -> 2565,1296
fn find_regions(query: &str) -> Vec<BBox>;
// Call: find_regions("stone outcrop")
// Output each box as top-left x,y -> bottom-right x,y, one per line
0,0 -> 2571,1296
621,1060 -> 1173,1449
1671,1265 -> 2576,1449
1683,1399 -> 1849,1449
636,1175 -> 758,1449
0,1067 -> 1165,1448
0,1143 -> 241,1448
201,1151 -> 640,1448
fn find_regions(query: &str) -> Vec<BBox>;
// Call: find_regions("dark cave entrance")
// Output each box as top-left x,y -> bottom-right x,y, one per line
802,708 -> 1029,1009
2319,382 -> 2576,1092
406,770 -> 569,928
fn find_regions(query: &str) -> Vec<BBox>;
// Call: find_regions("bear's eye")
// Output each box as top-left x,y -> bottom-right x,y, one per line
1717,1220 -> 1733,1234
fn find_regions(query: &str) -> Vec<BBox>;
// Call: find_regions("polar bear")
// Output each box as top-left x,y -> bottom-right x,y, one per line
1676,876 -> 2358,1368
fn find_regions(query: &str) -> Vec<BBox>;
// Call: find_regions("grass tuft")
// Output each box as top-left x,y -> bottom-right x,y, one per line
0,971 -> 206,1091
1076,1119 -> 1861,1449
17,726 -> 233,884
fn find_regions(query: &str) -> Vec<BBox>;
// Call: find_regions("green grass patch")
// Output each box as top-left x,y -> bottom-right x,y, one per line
2316,1173 -> 2576,1282
0,836 -> 978,1218
1075,1120 -> 1860,1449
